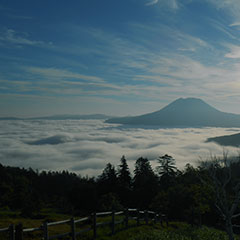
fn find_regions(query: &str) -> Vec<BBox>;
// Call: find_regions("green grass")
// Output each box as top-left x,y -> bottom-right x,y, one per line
0,208 -> 74,240
91,222 -> 230,240
76,221 -> 231,240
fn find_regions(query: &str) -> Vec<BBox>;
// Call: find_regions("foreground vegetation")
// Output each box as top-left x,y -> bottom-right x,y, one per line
0,208 -> 73,240
1,154 -> 240,239
0,215 -> 232,240
97,223 -> 231,240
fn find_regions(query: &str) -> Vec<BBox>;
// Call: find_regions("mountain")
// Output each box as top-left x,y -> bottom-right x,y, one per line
0,117 -> 23,120
31,114 -> 113,120
207,133 -> 240,147
0,114 -> 113,121
106,98 -> 240,127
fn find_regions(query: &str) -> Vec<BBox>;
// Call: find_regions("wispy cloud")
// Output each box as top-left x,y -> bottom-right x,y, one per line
225,44 -> 240,58
168,0 -> 179,10
178,47 -> 196,52
145,0 -> 159,6
145,0 -> 179,10
0,29 -> 52,47
229,22 -> 240,27
23,66 -> 105,83
206,0 -> 240,22
209,18 -> 237,39
4,20 -> 240,111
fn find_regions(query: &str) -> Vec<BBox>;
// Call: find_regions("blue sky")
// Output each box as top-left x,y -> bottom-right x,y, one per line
1,0 -> 240,117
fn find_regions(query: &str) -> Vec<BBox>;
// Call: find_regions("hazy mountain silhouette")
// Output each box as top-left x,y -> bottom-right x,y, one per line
106,98 -> 240,127
0,114 -> 113,120
27,135 -> 71,145
207,133 -> 240,147
31,114 -> 113,120
0,117 -> 23,120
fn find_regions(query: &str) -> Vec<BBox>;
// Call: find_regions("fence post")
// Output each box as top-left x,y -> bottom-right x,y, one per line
124,208 -> 129,229
166,215 -> 169,227
160,214 -> 163,227
70,217 -> 76,240
9,224 -> 15,240
15,223 -> 23,240
137,209 -> 140,226
111,209 -> 115,235
154,212 -> 157,224
43,221 -> 49,240
92,212 -> 97,239
145,210 -> 149,225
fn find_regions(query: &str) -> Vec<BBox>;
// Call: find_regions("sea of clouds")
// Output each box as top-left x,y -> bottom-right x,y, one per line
0,119 -> 240,176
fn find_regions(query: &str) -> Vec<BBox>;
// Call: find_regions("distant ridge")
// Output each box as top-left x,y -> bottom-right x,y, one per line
0,117 -> 23,120
0,114 -> 113,121
106,98 -> 240,127
207,133 -> 240,147
30,114 -> 113,120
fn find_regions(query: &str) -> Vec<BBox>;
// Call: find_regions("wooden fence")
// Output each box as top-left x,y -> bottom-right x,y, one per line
0,208 -> 168,240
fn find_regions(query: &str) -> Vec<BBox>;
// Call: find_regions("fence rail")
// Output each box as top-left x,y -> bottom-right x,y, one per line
0,209 -> 168,240
0,227 -> 9,232
23,227 -> 42,233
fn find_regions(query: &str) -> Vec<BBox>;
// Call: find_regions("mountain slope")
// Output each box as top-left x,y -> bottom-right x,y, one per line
207,133 -> 240,147
106,98 -> 240,127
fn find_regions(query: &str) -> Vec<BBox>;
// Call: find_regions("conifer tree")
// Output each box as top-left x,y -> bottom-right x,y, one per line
117,155 -> 132,206
157,154 -> 177,189
98,163 -> 118,195
133,157 -> 158,208
118,155 -> 131,189
157,154 -> 177,177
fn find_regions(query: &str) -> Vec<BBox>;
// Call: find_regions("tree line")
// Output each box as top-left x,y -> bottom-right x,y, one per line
1,154 -> 240,239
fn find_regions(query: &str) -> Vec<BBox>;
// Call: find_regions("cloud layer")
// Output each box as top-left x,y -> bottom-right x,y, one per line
0,119 -> 240,176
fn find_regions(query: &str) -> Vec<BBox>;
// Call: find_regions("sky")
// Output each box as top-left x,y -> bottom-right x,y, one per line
1,0 -> 240,117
